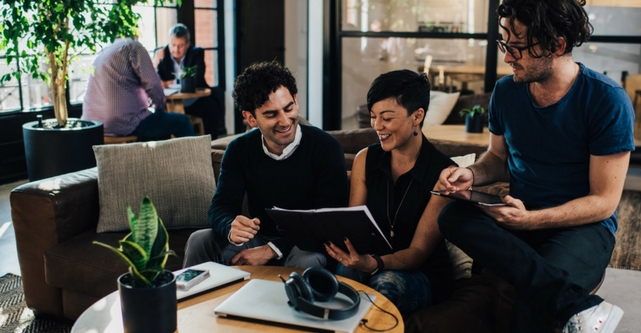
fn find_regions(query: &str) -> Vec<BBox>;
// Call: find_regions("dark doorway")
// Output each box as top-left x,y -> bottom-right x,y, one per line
235,0 -> 285,133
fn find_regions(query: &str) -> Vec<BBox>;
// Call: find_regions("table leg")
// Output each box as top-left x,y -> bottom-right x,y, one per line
166,100 -> 185,114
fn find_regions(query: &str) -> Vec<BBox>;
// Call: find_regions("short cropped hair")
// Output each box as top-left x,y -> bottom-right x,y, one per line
169,23 -> 191,43
497,0 -> 593,58
367,69 -> 431,127
233,61 -> 298,115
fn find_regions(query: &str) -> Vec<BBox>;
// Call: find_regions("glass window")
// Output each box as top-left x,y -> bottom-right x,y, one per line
573,42 -> 641,84
342,0 -> 489,33
342,37 -> 489,128
585,2 -> 641,37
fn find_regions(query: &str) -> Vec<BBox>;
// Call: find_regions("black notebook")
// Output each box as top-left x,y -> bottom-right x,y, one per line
265,205 -> 393,255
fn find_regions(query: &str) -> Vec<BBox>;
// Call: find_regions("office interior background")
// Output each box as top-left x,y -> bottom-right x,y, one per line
0,0 -> 640,185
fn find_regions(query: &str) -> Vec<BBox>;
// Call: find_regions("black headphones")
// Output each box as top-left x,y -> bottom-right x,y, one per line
283,267 -> 360,320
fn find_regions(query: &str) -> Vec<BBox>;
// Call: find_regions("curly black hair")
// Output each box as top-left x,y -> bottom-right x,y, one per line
232,60 -> 298,115
367,69 -> 431,127
497,0 -> 593,58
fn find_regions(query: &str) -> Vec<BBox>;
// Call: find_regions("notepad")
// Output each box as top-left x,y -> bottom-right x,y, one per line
163,88 -> 179,95
266,205 -> 393,255
173,261 -> 250,300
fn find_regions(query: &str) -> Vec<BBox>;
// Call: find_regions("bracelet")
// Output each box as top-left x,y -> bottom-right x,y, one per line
466,167 -> 475,186
370,254 -> 384,275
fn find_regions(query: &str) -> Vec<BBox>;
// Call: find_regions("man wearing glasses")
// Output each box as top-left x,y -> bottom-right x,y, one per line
436,0 -> 634,332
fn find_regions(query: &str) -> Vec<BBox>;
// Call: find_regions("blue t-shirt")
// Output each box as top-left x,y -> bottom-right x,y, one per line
488,62 -> 635,235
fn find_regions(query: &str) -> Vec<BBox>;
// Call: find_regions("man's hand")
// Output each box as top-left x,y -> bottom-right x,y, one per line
152,48 -> 163,69
230,245 -> 276,266
437,166 -> 474,192
480,195 -> 533,230
229,216 -> 260,244
161,80 -> 173,89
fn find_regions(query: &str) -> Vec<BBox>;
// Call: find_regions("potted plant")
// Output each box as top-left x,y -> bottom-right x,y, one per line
459,104 -> 486,133
94,196 -> 177,333
178,65 -> 198,93
0,0 -> 178,181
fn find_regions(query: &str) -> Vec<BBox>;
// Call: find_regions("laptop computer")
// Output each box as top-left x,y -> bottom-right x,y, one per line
214,279 -> 375,333
173,261 -> 250,300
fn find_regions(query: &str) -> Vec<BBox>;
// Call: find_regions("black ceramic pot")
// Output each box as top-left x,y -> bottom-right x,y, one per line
22,118 -> 103,181
118,271 -> 177,333
180,77 -> 196,93
465,114 -> 484,133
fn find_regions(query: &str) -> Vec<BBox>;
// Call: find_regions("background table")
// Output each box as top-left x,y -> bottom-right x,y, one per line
423,124 -> 490,147
165,88 -> 211,114
71,265 -> 403,333
164,88 -> 211,135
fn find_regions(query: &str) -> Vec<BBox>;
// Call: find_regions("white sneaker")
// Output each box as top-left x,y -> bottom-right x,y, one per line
563,301 -> 624,333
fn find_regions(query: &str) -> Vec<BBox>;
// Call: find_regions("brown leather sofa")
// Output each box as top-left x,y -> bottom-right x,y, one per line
11,125 -> 490,322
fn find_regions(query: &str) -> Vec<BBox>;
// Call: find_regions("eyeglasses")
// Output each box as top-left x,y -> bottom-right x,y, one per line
496,40 -> 539,60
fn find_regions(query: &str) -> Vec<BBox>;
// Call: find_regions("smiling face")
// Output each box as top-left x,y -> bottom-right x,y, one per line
242,86 -> 299,155
169,35 -> 190,63
500,18 -> 554,84
370,97 -> 423,152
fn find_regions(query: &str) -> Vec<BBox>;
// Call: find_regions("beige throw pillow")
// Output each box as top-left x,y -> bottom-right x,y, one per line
94,135 -> 215,233
423,91 -> 461,127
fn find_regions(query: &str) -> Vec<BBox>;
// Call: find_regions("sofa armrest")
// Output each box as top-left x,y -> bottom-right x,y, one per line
10,167 -> 100,318
211,149 -> 225,182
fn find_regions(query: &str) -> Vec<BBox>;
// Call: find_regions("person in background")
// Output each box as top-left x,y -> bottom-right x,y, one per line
325,69 -> 455,317
183,60 -> 349,269
154,23 -> 219,138
436,0 -> 634,332
82,37 -> 194,139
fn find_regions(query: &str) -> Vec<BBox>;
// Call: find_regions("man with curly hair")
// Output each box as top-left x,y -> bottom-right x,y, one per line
436,0 -> 634,332
184,61 -> 349,269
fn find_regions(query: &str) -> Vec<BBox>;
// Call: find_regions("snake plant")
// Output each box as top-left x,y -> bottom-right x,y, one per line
94,196 -> 176,287
459,104 -> 486,118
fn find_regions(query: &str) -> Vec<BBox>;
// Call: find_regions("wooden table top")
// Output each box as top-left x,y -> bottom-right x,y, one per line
165,88 -> 211,100
423,124 -> 491,147
71,265 -> 403,333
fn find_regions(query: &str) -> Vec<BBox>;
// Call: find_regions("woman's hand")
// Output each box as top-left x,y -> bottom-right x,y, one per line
324,238 -> 377,272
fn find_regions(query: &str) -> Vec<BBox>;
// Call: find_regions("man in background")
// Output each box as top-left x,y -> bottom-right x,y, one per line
82,37 -> 194,139
154,23 -> 219,138
183,61 -> 349,268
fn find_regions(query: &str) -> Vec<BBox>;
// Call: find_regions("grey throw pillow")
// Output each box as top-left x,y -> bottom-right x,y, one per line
94,135 -> 215,233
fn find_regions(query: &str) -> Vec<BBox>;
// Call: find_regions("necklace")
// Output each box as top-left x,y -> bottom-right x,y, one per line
386,178 -> 414,238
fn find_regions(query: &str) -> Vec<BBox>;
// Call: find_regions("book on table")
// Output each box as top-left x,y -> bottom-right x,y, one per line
265,205 -> 393,255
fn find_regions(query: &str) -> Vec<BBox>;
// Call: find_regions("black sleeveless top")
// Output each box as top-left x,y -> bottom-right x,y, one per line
365,135 -> 456,302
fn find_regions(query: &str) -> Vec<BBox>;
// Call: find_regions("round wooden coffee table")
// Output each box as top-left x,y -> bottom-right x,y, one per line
71,266 -> 403,333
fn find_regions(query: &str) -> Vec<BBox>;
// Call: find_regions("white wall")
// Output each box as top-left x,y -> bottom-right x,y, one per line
284,0 -> 309,121
224,0 -> 236,134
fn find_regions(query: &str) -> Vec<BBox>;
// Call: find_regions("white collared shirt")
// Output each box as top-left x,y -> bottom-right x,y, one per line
261,124 -> 302,160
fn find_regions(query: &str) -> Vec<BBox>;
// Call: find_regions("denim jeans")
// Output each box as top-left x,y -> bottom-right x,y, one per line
336,265 -> 432,318
438,201 -> 614,333
133,111 -> 195,139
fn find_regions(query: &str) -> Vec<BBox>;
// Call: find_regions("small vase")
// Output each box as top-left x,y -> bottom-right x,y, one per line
118,271 -> 177,333
465,114 -> 484,133
180,77 -> 196,93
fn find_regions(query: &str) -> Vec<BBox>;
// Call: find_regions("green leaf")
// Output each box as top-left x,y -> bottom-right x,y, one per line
120,240 -> 149,271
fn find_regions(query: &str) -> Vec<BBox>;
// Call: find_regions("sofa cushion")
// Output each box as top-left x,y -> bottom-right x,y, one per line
44,229 -> 198,298
93,135 -> 215,232
423,91 -> 461,127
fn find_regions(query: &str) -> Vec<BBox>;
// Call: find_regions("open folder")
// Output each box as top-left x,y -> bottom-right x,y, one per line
265,205 -> 393,255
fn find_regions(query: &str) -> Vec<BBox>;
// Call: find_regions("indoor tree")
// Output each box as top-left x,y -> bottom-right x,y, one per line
0,0 -> 179,127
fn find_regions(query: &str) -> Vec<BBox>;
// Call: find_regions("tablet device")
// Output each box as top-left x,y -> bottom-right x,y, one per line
430,190 -> 506,206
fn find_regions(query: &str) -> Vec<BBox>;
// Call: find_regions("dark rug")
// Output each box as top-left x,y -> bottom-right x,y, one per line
0,273 -> 71,333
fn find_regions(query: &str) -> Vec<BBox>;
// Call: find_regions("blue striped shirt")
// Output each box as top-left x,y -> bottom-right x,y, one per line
82,38 -> 166,136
